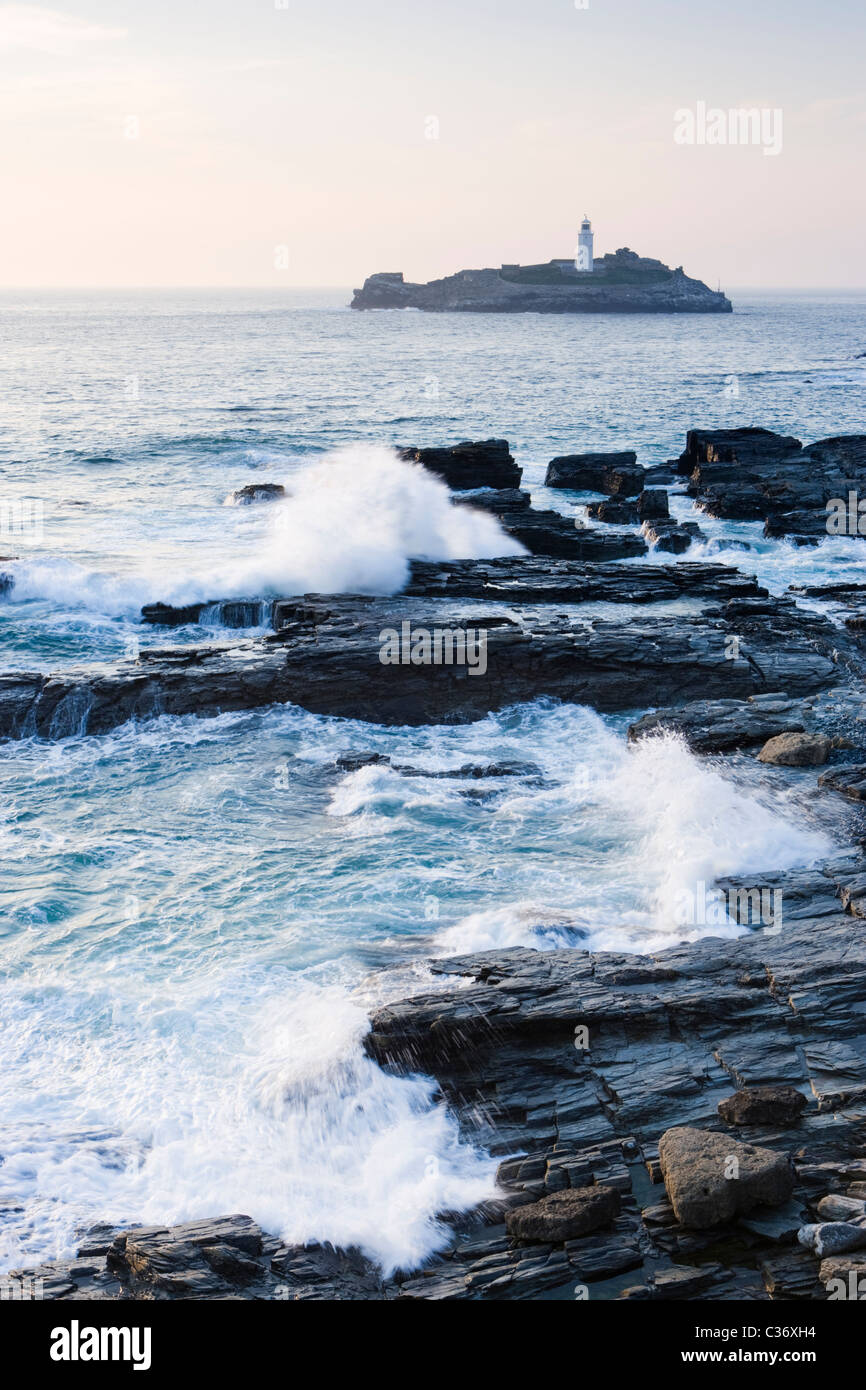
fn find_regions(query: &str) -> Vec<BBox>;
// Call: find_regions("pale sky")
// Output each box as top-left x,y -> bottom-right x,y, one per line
1,0 -> 864,288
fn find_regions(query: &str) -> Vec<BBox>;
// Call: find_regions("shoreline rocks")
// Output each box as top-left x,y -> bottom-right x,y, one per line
718,1087 -> 808,1128
544,451 -> 644,495
675,426 -> 866,543
12,827 -> 866,1300
0,592 -> 840,739
6,424 -> 866,1300
505,1187 -> 621,1242
757,731 -> 832,766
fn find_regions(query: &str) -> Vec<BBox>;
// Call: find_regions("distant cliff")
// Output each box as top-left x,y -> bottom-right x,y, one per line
351,247 -> 732,313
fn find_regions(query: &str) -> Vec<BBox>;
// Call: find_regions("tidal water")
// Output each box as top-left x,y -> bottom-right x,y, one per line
0,288 -> 863,1273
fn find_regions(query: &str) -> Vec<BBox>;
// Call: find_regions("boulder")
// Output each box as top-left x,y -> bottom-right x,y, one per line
676,427 -> 866,540
641,520 -> 694,553
818,1256 -> 866,1296
229,483 -> 286,504
816,1194 -> 866,1223
718,1086 -> 807,1128
658,1127 -> 795,1228
757,731 -> 831,766
798,1223 -> 866,1258
505,1186 -> 620,1243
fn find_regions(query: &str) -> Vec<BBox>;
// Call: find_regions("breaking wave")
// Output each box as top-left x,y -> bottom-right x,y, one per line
3,446 -> 523,619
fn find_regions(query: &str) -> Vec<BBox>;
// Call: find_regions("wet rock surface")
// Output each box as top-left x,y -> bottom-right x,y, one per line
229,483 -> 287,504
400,439 -> 523,491
628,694 -> 809,753
18,869 -> 866,1299
401,557 -> 760,605
544,451 -> 644,495
676,427 -> 866,541
0,590 -> 841,739
819,764 -> 866,801
505,1186 -> 621,1242
758,731 -> 832,766
641,519 -> 702,553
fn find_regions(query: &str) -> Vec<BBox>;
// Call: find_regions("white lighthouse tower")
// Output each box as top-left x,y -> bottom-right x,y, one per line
576,215 -> 594,272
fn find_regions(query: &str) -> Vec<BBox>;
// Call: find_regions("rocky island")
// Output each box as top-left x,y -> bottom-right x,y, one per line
351,220 -> 732,314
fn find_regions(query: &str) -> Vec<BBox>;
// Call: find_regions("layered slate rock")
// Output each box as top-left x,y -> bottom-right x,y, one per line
637,489 -> 670,521
14,851 -> 866,1300
141,600 -> 268,628
142,558 -> 761,628
628,695 -> 809,754
400,439 -> 523,491
545,451 -> 645,495
497,509 -> 645,559
366,899 -> 866,1149
819,764 -> 866,801
586,499 -> 640,524
393,438 -> 650,558
675,427 -> 866,540
402,557 -> 761,605
658,1127 -> 795,1228
0,593 -> 839,739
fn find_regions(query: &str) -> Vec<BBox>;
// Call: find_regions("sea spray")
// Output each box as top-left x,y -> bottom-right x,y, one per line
432,720 -> 834,955
3,446 -> 524,620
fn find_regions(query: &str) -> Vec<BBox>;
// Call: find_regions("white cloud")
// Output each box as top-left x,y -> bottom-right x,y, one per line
0,5 -> 126,53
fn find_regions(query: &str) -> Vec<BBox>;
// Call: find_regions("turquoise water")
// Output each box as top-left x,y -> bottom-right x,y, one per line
0,289 -> 863,1273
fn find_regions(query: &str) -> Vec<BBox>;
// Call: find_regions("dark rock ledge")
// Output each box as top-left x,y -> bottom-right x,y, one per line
0,588 -> 841,739
13,876 -> 866,1300
676,427 -> 866,544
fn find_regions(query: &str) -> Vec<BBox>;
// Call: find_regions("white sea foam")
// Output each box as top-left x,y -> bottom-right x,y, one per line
0,979 -> 496,1276
434,722 -> 834,956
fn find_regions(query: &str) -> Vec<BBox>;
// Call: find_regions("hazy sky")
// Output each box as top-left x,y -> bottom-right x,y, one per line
2,0 -> 864,288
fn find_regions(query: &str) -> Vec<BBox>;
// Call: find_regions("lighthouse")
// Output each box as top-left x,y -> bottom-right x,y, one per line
576,215 -> 594,272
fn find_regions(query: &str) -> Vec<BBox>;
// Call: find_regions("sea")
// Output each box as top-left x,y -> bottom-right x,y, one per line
0,286 -> 864,1275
